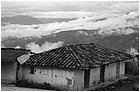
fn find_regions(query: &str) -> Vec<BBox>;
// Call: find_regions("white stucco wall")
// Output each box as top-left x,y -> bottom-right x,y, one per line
73,69 -> 84,91
89,67 -> 100,86
19,66 -> 74,90
105,63 -> 117,81
18,61 -> 126,90
104,62 -> 125,81
1,62 -> 17,83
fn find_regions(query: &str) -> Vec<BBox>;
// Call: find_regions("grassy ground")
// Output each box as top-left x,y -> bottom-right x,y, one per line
94,75 -> 139,91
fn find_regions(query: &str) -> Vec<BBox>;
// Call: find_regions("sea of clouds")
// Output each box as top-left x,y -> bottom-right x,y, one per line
2,11 -> 138,39
1,11 -> 139,53
25,41 -> 64,53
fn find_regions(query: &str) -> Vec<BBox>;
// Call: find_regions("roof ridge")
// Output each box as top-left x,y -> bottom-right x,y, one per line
65,42 -> 96,47
65,46 -> 83,69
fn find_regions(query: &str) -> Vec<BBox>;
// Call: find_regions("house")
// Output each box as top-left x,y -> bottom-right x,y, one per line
1,48 -> 31,84
17,43 -> 132,90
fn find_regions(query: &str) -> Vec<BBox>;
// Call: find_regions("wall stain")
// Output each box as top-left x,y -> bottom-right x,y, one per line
66,77 -> 72,88
92,80 -> 96,85
43,82 -> 51,88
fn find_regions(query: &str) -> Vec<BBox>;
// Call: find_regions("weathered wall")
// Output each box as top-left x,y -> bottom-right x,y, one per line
19,66 -> 74,90
119,61 -> 125,77
73,69 -> 84,91
17,64 -> 23,81
1,62 -> 17,83
125,58 -> 139,75
17,61 -> 126,90
104,63 -> 117,81
89,67 -> 100,86
104,62 -> 125,81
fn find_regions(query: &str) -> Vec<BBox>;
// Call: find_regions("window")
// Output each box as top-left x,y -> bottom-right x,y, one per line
30,66 -> 35,74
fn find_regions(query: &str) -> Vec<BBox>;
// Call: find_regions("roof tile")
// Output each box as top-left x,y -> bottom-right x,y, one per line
23,43 -> 132,69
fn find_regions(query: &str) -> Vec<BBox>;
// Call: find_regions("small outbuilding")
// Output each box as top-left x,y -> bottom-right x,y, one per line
17,43 -> 132,90
1,48 -> 30,84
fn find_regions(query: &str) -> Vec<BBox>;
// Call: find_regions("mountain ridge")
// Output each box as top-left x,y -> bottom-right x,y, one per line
1,15 -> 76,25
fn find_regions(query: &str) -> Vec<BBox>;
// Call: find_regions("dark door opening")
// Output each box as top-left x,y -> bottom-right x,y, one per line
16,62 -> 20,82
125,62 -> 131,75
100,65 -> 105,83
116,62 -> 120,78
84,69 -> 90,88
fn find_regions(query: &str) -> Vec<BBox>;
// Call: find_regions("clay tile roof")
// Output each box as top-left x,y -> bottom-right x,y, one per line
23,43 -> 132,69
1,48 -> 31,63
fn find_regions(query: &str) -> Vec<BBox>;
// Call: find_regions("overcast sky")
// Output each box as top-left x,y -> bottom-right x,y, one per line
1,1 -> 139,18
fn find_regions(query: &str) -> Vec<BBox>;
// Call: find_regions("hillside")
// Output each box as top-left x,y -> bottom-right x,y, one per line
2,29 -> 139,52
96,33 -> 139,52
1,15 -> 76,25
1,15 -> 43,25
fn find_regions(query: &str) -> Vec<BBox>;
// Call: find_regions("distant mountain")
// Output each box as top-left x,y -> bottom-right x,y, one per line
2,29 -> 139,52
1,15 -> 76,25
96,33 -> 139,52
1,15 -> 43,25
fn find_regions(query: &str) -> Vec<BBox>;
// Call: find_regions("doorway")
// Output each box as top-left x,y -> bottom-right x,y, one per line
100,65 -> 105,83
116,62 -> 120,78
84,69 -> 90,88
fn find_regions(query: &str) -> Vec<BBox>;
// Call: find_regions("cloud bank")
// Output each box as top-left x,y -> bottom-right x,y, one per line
2,11 -> 139,41
25,41 -> 64,53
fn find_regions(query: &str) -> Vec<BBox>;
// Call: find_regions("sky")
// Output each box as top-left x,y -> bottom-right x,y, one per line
1,1 -> 139,18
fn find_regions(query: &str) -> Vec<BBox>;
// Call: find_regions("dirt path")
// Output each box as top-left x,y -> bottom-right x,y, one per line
109,75 -> 139,91
109,83 -> 134,91
1,83 -> 52,91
